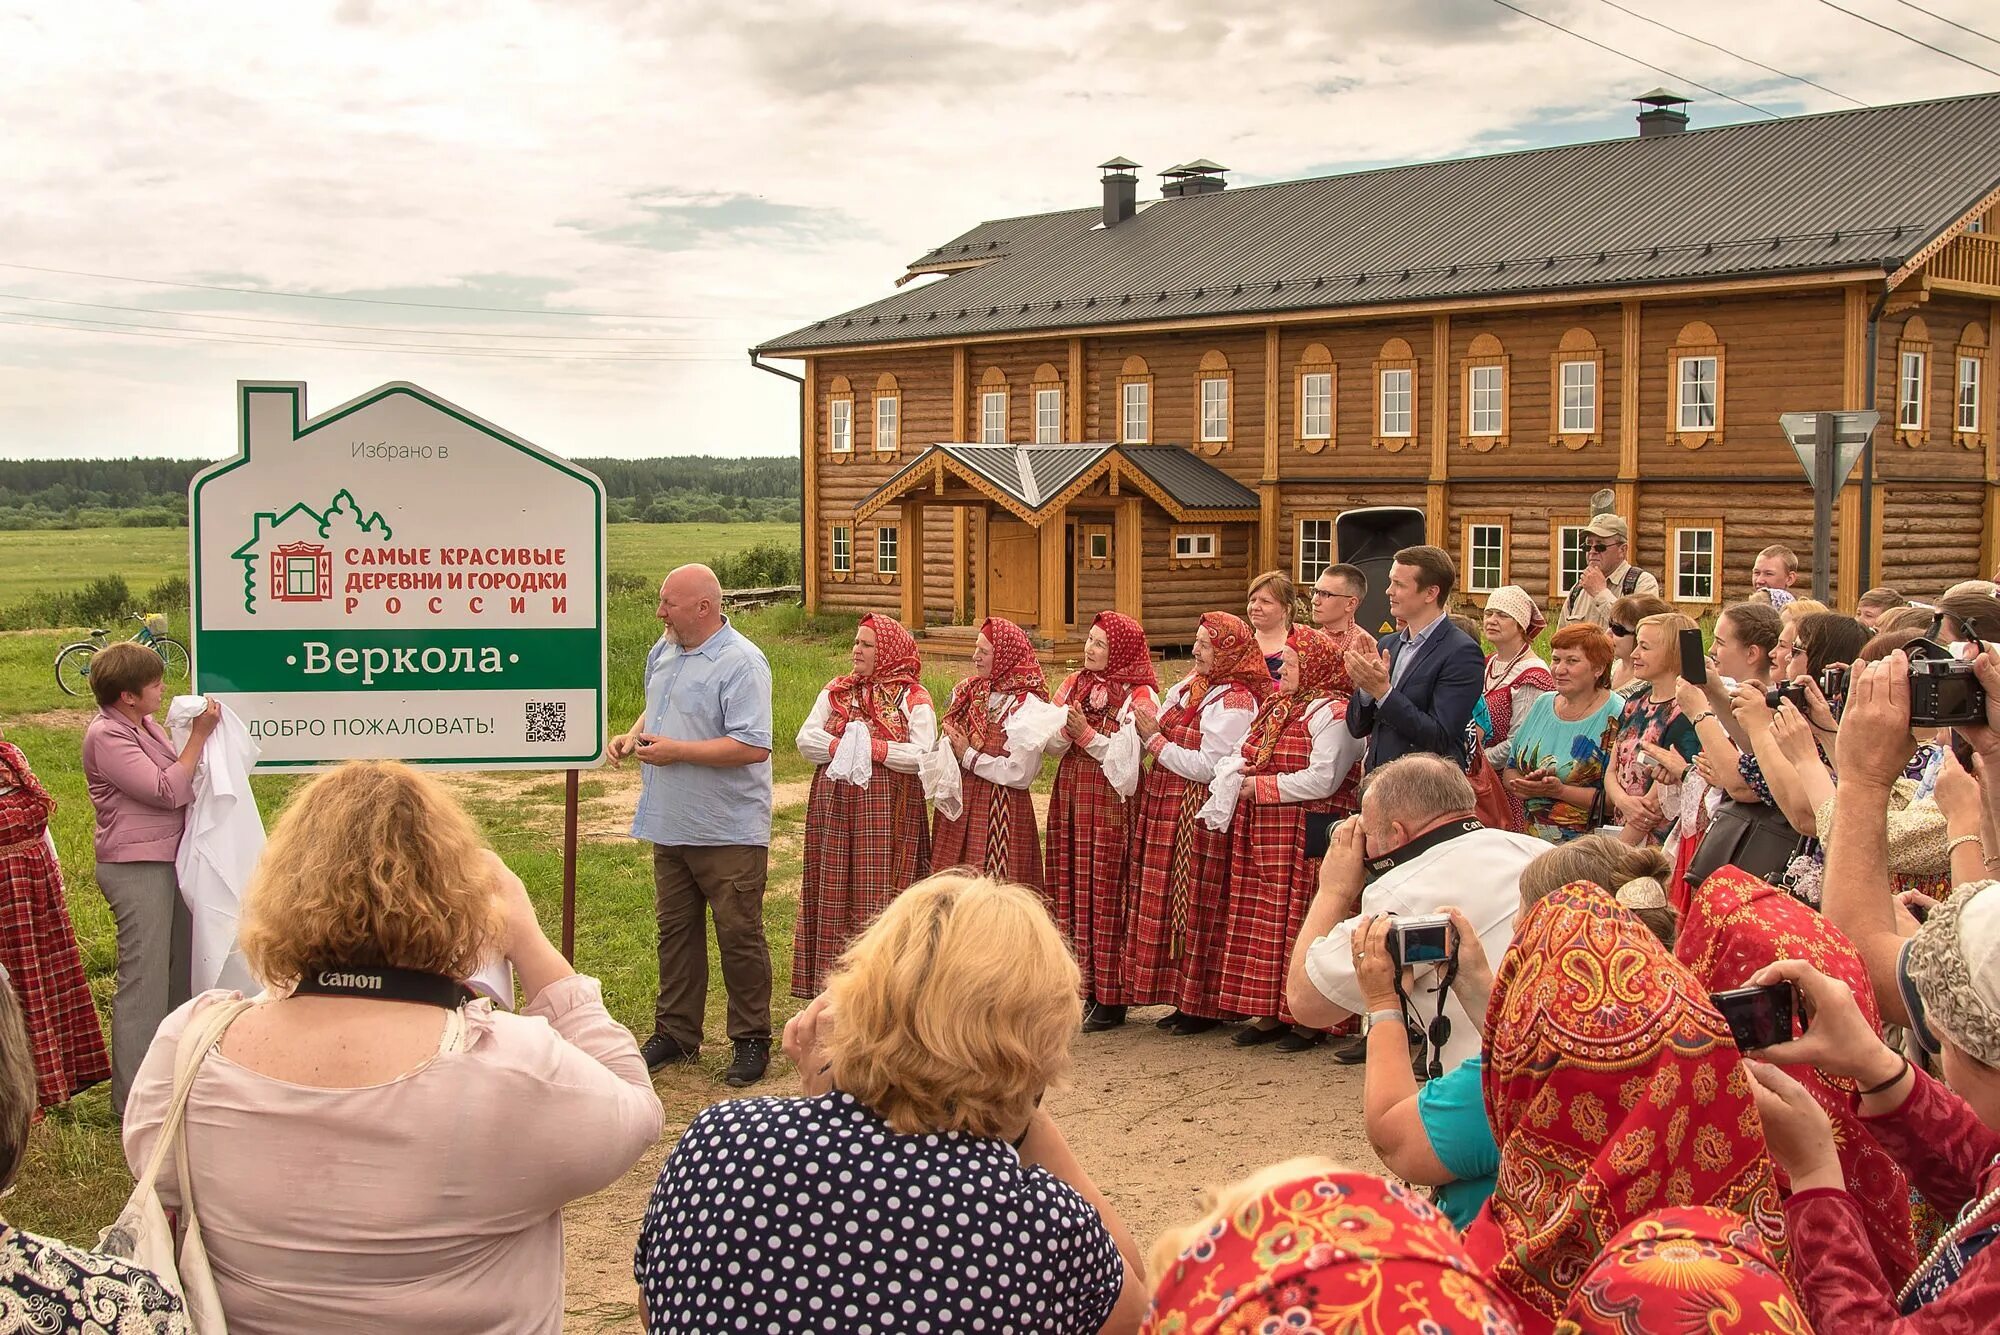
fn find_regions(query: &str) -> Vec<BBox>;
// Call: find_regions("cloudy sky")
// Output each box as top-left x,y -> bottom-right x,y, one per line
3,0 -> 1995,461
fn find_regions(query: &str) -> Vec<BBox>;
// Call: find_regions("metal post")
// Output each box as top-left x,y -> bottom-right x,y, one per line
1813,412 -> 1836,606
560,767 -> 579,961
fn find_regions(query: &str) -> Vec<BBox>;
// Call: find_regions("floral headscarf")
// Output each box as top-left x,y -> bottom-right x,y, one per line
824,613 -> 924,738
1676,865 -> 1920,1285
1241,626 -> 1347,772
1065,611 -> 1158,727
1553,1207 -> 1808,1335
1180,612 -> 1275,710
941,616 -> 1049,752
1143,1168 -> 1522,1335
1463,883 -> 1786,1334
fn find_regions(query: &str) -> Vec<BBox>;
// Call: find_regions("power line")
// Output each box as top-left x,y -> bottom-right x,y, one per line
1588,0 -> 1866,105
0,310 -> 742,361
1483,0 -> 1781,116
0,259 -> 794,323
1894,0 -> 2000,49
0,292 -> 729,344
1813,0 -> 2000,79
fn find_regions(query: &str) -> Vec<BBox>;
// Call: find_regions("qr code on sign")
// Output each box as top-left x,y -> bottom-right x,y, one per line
525,701 -> 567,743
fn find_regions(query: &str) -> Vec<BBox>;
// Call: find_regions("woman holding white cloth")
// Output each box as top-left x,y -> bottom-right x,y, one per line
792,614 -> 936,999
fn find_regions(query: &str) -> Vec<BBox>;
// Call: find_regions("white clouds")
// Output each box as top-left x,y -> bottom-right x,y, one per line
0,0 -> 1991,459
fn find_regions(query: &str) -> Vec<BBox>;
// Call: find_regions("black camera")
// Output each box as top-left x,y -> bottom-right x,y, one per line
1709,982 -> 1803,1051
1387,914 -> 1456,966
1819,664 -> 1849,716
1764,681 -> 1811,713
1908,638 -> 1987,728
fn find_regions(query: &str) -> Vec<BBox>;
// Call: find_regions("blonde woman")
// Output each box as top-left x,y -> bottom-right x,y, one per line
637,873 -> 1146,1334
1604,613 -> 1702,846
123,762 -> 663,1335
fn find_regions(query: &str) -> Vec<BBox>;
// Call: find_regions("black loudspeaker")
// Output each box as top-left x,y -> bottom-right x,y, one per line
1334,507 -> 1429,638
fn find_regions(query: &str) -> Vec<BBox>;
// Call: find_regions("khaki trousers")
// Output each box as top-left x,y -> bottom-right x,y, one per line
651,843 -> 771,1048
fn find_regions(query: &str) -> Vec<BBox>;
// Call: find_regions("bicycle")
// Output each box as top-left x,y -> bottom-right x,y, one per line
53,613 -> 191,698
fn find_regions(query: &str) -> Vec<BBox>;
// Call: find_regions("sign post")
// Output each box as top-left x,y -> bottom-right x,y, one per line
1779,410 -> 1879,607
190,381 -> 608,956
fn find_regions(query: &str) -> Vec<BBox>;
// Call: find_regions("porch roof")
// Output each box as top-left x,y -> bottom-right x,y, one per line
855,443 -> 1260,525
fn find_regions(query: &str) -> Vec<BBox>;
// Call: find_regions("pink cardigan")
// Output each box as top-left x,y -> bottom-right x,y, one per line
81,709 -> 193,862
123,976 -> 664,1334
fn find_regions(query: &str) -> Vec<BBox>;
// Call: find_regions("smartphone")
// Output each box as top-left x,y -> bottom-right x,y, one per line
1387,914 -> 1457,966
1680,627 -> 1708,686
1304,811 -> 1340,860
1709,982 -> 1802,1051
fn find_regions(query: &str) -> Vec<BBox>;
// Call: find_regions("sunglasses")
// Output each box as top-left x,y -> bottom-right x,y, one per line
1608,623 -> 1633,638
1585,541 -> 1617,554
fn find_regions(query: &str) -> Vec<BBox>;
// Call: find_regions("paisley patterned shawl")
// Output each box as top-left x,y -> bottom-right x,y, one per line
1241,626 -> 1346,773
1177,612 -> 1275,713
941,616 -> 1050,752
1141,1169 -> 1523,1335
1464,882 -> 1786,1334
1553,1207 -> 1810,1335
823,613 -> 924,738
1675,865 -> 1921,1285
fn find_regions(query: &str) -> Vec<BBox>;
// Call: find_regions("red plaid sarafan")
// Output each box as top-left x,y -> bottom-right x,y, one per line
932,772 -> 1043,890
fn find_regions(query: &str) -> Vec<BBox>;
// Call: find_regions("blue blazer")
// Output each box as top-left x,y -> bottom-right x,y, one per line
1344,617 -> 1486,769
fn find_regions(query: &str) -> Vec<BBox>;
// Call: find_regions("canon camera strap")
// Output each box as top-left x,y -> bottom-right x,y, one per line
1363,818 -> 1485,882
293,966 -> 475,1009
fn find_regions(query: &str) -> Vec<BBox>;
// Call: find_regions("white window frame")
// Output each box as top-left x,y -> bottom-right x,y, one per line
1673,526 -> 1718,603
1379,367 -> 1413,438
981,390 -> 1007,444
1466,522 -> 1505,595
874,395 -> 899,453
831,525 -> 852,575
875,525 -> 899,575
1122,381 -> 1150,444
1958,354 -> 1981,434
1296,518 -> 1334,585
1173,531 -> 1216,561
1677,356 -> 1718,432
1300,371 -> 1333,440
1034,387 -> 1062,444
1468,364 -> 1504,437
1900,351 -> 1926,431
1557,524 -> 1590,596
829,398 -> 852,454
1199,376 -> 1230,443
1559,360 -> 1597,434
1087,529 -> 1110,562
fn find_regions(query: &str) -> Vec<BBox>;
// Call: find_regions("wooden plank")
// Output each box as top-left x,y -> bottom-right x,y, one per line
901,500 -> 926,629
1116,497 -> 1143,621
952,508 -> 969,622
972,508 -> 990,624
1069,337 -> 1085,442
1038,508 -> 1068,642
1619,301 -> 1640,481
1261,324 -> 1280,571
1430,313 -> 1450,482
1426,482 -> 1446,547
803,357 -> 820,612
951,346 -> 967,443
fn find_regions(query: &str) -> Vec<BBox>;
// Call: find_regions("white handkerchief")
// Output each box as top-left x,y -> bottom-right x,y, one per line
828,721 -> 874,788
1102,727 -> 1143,800
919,745 -> 963,821
1198,755 -> 1248,832
1004,697 -> 1070,754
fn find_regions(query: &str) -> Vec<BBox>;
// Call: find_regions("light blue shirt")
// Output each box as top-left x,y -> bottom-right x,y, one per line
1387,613 -> 1446,694
630,619 -> 774,848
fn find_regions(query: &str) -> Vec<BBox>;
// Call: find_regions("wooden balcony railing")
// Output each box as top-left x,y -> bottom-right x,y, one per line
1931,232 -> 2000,290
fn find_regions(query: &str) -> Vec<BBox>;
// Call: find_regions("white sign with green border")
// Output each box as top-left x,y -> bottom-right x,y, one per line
190,381 -> 607,770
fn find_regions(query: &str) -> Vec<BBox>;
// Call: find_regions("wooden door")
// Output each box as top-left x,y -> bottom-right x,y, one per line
987,518 -> 1040,625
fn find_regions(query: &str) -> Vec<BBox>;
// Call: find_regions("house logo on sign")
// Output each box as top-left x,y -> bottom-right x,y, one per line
228,489 -> 393,614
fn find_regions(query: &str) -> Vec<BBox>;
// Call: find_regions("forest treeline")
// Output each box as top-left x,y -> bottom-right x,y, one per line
0,455 -> 803,528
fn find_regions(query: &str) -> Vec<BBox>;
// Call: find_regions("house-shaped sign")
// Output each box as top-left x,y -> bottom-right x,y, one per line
189,381 -> 607,770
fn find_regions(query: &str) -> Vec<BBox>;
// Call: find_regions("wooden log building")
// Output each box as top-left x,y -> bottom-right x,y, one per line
754,91 -> 2000,653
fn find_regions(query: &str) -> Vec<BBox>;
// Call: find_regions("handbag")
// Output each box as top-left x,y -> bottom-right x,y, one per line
1684,798 -> 1802,890
99,997 -> 255,1333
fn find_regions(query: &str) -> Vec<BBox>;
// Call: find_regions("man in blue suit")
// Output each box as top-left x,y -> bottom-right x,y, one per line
1343,545 -> 1485,770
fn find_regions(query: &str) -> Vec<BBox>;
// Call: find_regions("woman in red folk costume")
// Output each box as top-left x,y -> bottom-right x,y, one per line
1216,626 -> 1365,1052
792,614 -> 935,999
1044,612 -> 1159,1034
934,617 -> 1051,888
1119,612 -> 1271,1036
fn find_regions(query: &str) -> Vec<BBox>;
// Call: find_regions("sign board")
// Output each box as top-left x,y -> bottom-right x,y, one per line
1779,410 -> 1879,490
189,381 -> 606,770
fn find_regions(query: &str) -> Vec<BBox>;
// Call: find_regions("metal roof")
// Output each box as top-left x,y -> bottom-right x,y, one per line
1117,446 -> 1260,510
759,92 -> 2000,355
856,444 -> 1258,522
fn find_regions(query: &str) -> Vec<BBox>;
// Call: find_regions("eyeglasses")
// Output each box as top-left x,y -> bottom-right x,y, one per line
1585,541 -> 1617,554
1312,589 -> 1356,600
1608,623 -> 1633,638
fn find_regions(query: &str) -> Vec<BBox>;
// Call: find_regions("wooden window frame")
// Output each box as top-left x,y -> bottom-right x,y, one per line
1550,332 -> 1604,449
1666,321 -> 1725,450
1954,324 -> 1986,447
1461,513 -> 1508,596
1373,338 -> 1418,451
826,374 -> 854,462
829,524 -> 853,581
1666,516 -> 1725,608
1033,384 -> 1063,444
873,372 -> 902,458
1118,356 -> 1153,444
874,523 -> 900,583
1169,527 -> 1220,569
1083,524 -> 1111,568
1295,513 -> 1337,585
1461,333 -> 1510,451
1898,348 -> 1928,442
980,389 -> 1009,444
1295,344 -> 1336,452
1192,350 -> 1233,453
1549,516 -> 1591,606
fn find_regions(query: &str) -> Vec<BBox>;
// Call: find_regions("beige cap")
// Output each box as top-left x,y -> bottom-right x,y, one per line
1585,513 -> 1629,540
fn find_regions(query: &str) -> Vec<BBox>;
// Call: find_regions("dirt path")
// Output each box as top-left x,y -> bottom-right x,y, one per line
557,1016 -> 1378,1332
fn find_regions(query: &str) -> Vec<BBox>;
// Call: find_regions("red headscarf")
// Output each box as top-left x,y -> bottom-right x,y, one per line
1142,1168 -> 1522,1335
942,617 -> 1049,752
1556,1207 -> 1808,1335
1463,883 -> 1786,1334
1180,611 -> 1275,710
1676,865 -> 1921,1285
824,613 -> 924,738
1241,626 -> 1346,772
1064,611 -> 1158,727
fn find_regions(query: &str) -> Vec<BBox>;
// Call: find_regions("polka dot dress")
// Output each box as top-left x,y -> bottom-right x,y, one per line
634,1091 -> 1126,1333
